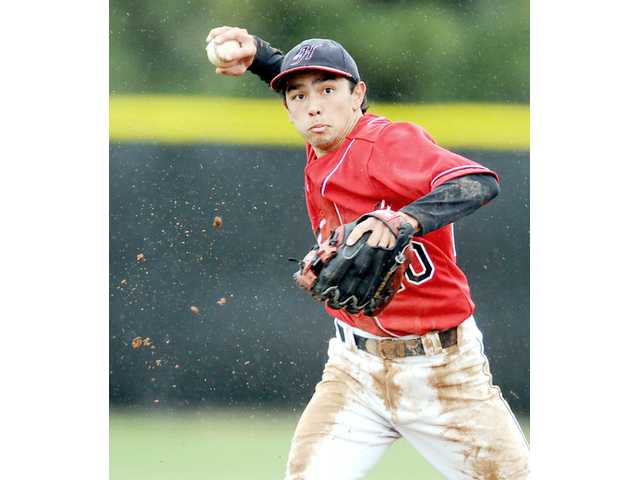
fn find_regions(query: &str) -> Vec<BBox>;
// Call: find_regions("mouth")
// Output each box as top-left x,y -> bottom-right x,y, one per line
308,123 -> 329,134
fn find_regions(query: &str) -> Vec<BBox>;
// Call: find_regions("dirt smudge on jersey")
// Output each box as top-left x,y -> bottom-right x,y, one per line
457,175 -> 485,199
286,363 -> 360,478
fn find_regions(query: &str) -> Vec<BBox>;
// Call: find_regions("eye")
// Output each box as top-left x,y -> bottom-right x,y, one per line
323,87 -> 335,94
290,93 -> 305,101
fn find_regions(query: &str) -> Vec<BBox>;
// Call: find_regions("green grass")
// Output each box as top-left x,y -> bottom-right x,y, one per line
110,409 -> 529,480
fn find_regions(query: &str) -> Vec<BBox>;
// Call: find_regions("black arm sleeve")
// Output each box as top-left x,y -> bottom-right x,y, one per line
399,173 -> 500,236
247,36 -> 284,86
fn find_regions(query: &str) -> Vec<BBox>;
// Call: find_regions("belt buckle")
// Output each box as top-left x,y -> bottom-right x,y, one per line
378,339 -> 397,360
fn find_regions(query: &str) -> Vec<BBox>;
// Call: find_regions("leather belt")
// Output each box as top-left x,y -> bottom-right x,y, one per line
336,323 -> 458,359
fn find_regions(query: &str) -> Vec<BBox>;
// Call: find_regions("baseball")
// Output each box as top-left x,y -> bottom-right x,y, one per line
206,39 -> 241,67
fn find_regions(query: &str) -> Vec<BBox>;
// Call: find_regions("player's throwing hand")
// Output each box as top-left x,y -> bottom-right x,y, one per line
205,26 -> 257,76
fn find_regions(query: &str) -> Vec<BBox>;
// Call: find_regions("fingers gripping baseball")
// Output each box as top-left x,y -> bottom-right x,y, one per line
206,26 -> 257,75
206,26 -> 232,43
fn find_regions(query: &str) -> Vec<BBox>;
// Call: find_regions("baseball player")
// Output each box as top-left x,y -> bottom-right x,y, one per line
206,26 -> 530,480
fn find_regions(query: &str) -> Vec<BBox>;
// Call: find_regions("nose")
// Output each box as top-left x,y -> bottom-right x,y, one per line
307,94 -> 321,116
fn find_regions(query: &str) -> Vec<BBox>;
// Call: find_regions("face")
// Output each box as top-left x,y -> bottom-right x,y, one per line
283,71 -> 366,157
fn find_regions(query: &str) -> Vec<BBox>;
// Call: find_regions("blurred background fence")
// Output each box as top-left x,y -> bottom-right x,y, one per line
110,0 -> 529,103
110,2 -> 529,476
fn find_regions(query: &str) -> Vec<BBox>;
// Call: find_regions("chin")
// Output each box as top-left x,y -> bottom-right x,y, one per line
309,136 -> 337,151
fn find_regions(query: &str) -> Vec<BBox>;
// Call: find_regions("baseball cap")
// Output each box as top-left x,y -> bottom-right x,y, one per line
270,39 -> 361,91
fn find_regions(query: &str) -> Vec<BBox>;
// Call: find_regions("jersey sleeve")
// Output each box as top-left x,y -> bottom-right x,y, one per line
247,36 -> 284,86
367,122 -> 498,202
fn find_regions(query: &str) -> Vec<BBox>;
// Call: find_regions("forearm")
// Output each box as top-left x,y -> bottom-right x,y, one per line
247,36 -> 284,85
399,174 -> 500,236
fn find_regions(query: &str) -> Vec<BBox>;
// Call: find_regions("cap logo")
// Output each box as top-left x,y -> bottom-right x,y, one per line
290,44 -> 321,65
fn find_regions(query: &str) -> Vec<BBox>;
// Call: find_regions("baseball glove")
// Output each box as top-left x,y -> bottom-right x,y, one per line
293,210 -> 416,316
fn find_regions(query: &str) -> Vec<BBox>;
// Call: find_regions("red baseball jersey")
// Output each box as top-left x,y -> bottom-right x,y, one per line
304,113 -> 498,336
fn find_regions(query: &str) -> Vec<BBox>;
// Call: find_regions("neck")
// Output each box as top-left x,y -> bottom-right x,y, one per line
313,111 -> 364,158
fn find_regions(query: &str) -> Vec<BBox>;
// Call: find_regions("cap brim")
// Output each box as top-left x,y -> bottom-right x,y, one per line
270,65 -> 354,91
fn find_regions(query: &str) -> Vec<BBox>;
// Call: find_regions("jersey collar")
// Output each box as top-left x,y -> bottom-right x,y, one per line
306,113 -> 382,164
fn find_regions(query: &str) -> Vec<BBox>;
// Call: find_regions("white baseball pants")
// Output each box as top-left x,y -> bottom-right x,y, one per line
284,316 -> 529,479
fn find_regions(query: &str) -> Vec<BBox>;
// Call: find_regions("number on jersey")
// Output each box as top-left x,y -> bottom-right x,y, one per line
398,241 -> 435,292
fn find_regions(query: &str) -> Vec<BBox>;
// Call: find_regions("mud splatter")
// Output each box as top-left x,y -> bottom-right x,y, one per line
286,364 -> 357,478
471,455 -> 501,480
427,348 -> 529,479
458,175 -> 485,198
427,351 -> 489,415
371,360 -> 402,414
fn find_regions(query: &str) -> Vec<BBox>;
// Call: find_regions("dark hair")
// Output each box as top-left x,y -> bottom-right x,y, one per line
281,73 -> 369,114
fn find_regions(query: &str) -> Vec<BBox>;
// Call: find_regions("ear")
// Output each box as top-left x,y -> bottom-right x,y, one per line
352,81 -> 367,111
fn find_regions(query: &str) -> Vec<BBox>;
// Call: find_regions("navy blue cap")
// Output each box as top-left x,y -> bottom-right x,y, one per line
270,39 -> 360,91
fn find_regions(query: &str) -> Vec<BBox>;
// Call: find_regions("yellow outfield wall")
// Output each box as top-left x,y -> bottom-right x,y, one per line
109,95 -> 529,150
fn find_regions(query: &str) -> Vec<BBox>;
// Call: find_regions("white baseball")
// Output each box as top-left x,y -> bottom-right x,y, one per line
206,40 -> 241,67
